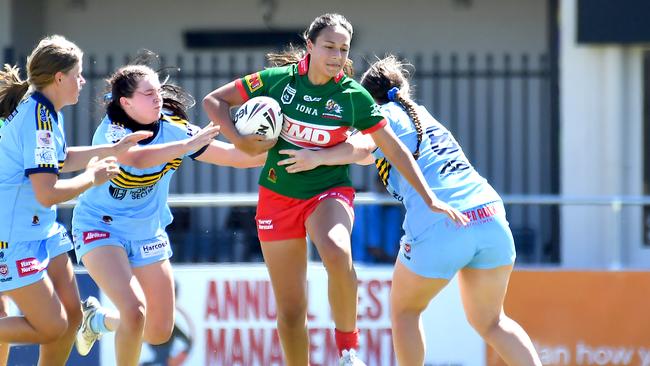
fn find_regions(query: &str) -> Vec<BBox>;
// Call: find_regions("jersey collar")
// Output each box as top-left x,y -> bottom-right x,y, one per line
107,103 -> 161,145
298,54 -> 345,83
31,91 -> 59,123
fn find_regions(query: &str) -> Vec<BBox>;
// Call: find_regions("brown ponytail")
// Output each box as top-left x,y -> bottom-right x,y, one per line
0,65 -> 29,119
361,55 -> 423,159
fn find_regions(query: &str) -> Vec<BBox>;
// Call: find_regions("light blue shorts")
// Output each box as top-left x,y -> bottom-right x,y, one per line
398,201 -> 516,279
0,225 -> 73,292
72,226 -> 172,268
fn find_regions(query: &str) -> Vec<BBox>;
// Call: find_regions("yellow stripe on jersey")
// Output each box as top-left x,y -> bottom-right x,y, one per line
375,158 -> 392,187
110,159 -> 182,189
162,114 -> 188,128
58,161 -> 65,170
36,104 -> 53,131
0,241 -> 8,249
37,163 -> 56,169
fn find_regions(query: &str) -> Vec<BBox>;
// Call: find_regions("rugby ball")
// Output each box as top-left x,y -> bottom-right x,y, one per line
233,96 -> 283,139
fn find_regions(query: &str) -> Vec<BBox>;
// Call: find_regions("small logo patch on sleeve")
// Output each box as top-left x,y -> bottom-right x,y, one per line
245,73 -> 263,93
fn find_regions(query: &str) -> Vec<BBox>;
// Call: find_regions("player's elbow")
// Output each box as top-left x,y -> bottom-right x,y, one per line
34,192 -> 58,207
202,94 -> 220,112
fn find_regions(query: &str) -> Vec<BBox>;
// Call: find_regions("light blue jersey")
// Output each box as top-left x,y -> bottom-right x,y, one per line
72,113 -> 207,243
0,92 -> 67,242
372,102 -> 501,240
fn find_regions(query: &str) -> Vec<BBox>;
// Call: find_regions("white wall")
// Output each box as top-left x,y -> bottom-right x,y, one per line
560,0 -> 647,268
39,0 -> 546,58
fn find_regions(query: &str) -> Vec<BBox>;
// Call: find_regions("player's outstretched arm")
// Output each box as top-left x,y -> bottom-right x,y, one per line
118,123 -> 220,169
61,131 -> 152,172
195,139 -> 266,168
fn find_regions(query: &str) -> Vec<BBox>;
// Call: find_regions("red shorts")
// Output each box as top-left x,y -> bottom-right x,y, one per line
255,186 -> 356,242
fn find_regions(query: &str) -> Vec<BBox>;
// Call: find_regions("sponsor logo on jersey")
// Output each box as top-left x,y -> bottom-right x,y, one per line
109,185 -> 128,200
257,219 -> 274,230
140,240 -> 168,258
294,103 -> 318,116
283,120 -> 331,145
303,95 -> 322,102
402,242 -> 411,260
36,130 -> 54,148
16,257 -> 43,277
280,115 -> 349,148
105,124 -> 127,143
322,99 -> 343,119
130,185 -> 156,200
0,262 -> 10,282
281,84 -> 296,104
267,168 -> 277,183
244,73 -> 263,93
39,106 -> 48,121
83,231 -> 110,244
440,159 -> 471,176
35,147 -> 57,165
4,109 -> 17,124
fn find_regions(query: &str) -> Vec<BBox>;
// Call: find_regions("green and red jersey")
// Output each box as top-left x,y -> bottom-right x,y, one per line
235,55 -> 386,199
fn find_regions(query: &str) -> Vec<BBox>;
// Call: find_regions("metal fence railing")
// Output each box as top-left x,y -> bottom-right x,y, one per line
56,193 -> 650,268
5,50 -> 558,264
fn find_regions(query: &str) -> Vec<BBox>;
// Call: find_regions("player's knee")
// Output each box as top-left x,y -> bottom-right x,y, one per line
119,300 -> 146,331
276,299 -> 308,328
318,240 -> 352,271
64,300 -> 83,331
39,314 -> 69,343
466,313 -> 501,338
144,314 -> 174,345
390,300 -> 427,319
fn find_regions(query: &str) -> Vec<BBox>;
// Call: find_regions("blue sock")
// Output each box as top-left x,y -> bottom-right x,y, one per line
89,308 -> 110,334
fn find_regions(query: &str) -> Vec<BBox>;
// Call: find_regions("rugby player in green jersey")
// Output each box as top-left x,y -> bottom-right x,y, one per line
204,13 -> 467,366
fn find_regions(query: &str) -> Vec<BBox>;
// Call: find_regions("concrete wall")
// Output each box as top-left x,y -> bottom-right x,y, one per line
32,0 -> 546,58
560,0 -> 647,268
9,0 -> 45,59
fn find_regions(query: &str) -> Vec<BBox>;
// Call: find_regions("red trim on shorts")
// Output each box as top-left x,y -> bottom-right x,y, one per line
234,79 -> 250,102
360,118 -> 387,134
255,186 -> 355,242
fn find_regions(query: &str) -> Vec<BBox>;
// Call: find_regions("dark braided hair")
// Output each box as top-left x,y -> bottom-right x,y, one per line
266,13 -> 355,76
360,55 -> 423,159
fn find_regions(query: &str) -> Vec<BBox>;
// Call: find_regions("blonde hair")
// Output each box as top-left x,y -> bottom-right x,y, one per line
0,35 -> 83,118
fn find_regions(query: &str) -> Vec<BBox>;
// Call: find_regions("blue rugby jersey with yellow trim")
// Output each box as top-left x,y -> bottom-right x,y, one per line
0,92 -> 67,242
72,113 -> 207,240
372,102 -> 501,239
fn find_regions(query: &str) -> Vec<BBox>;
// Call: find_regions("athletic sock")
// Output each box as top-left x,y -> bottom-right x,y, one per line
335,328 -> 359,356
89,308 -> 110,334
